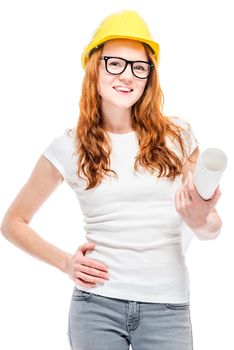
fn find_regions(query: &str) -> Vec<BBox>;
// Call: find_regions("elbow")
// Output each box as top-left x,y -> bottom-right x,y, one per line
211,225 -> 222,240
194,213 -> 223,241
0,217 -> 12,239
1,208 -> 13,237
195,223 -> 222,241
1,217 -> 8,236
1,209 -> 29,237
0,216 -> 21,239
211,216 -> 223,240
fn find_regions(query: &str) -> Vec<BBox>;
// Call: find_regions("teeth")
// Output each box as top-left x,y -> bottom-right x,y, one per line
114,86 -> 132,92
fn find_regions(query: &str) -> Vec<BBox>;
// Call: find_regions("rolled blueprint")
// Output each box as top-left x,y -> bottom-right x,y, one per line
193,148 -> 227,200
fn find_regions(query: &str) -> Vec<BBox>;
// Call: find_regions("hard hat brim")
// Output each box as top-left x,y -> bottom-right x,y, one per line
81,35 -> 160,69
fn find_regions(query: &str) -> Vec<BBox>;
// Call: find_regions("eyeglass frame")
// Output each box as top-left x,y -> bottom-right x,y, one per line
100,56 -> 154,79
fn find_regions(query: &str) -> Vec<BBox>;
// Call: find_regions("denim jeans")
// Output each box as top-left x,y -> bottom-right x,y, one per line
67,286 -> 193,350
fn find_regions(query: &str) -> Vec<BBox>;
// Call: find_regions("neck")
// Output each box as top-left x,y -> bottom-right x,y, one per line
101,101 -> 133,133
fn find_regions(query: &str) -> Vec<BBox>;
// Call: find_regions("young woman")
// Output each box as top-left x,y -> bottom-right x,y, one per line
1,10 -> 222,350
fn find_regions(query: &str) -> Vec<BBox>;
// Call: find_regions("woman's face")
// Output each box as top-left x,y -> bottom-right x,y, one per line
98,39 -> 149,111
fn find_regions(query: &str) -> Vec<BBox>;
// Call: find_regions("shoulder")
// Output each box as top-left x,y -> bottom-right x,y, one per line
65,127 -> 80,147
44,127 -> 78,158
55,127 -> 77,146
167,116 -> 197,143
166,115 -> 199,161
65,127 -> 76,137
166,115 -> 191,130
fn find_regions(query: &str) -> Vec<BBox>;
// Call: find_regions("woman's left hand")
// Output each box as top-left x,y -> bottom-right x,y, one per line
175,170 -> 222,229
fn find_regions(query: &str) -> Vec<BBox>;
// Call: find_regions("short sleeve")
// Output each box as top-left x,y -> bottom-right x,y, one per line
42,128 -> 76,181
167,116 -> 199,163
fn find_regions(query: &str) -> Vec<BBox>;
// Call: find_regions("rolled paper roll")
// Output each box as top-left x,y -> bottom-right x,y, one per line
193,148 -> 227,200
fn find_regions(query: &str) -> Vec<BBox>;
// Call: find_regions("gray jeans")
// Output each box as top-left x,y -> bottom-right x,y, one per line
67,286 -> 193,350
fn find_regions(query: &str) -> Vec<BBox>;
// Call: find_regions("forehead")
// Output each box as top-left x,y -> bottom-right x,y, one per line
101,39 -> 148,60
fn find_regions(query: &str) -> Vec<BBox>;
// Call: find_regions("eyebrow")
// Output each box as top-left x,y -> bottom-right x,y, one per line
102,55 -> 149,62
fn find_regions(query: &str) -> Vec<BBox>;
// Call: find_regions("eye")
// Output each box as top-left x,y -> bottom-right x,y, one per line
135,65 -> 146,71
109,61 -> 121,67
107,58 -> 125,68
134,65 -> 147,72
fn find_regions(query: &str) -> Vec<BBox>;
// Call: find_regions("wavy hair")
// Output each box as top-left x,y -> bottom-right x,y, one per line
73,43 -> 193,190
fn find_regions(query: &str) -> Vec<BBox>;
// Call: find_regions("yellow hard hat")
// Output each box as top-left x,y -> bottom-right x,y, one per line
81,10 -> 160,69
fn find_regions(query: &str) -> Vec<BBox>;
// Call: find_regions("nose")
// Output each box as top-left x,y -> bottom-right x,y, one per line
119,62 -> 134,81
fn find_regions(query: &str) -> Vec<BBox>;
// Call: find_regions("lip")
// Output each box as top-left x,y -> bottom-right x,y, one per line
113,86 -> 134,93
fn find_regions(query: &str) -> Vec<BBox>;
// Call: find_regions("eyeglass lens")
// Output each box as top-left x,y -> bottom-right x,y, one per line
106,57 -> 151,78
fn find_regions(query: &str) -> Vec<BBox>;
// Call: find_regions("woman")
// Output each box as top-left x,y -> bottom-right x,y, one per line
1,10 -> 222,350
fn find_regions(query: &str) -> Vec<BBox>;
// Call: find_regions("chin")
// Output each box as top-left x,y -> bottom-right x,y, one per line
111,97 -> 139,109
114,102 -> 135,109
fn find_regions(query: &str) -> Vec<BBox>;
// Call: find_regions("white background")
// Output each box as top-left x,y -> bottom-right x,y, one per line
0,0 -> 233,349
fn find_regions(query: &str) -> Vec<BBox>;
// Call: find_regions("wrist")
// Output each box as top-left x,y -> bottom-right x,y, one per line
60,252 -> 72,274
188,216 -> 208,231
189,211 -> 222,240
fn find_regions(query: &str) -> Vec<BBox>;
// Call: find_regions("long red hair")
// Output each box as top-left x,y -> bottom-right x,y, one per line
72,43 -> 192,190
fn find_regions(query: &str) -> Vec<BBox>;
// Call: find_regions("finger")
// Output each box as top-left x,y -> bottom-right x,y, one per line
78,264 -> 109,279
209,185 -> 222,205
184,186 -> 192,202
184,178 -> 192,202
77,242 -> 96,253
68,272 -> 97,287
74,244 -> 109,272
74,278 -> 97,288
175,187 -> 181,211
76,271 -> 107,284
187,171 -> 200,200
80,257 -> 109,272
213,185 -> 221,197
180,187 -> 186,209
75,242 -> 95,260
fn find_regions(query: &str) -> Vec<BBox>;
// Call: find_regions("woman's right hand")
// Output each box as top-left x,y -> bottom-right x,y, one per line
66,242 -> 109,288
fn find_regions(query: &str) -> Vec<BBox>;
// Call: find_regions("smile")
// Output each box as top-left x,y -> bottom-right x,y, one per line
113,86 -> 134,93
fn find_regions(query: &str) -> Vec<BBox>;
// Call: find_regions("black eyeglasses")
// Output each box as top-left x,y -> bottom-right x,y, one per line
100,56 -> 154,79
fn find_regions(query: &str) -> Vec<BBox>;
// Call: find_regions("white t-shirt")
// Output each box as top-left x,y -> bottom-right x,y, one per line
42,117 -> 198,303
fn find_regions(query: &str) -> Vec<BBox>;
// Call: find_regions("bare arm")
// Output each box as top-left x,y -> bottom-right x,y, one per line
176,146 -> 222,240
0,155 -> 72,273
0,155 -> 109,285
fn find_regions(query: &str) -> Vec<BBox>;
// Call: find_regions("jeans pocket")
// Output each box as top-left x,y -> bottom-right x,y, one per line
164,302 -> 190,310
72,287 -> 95,302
